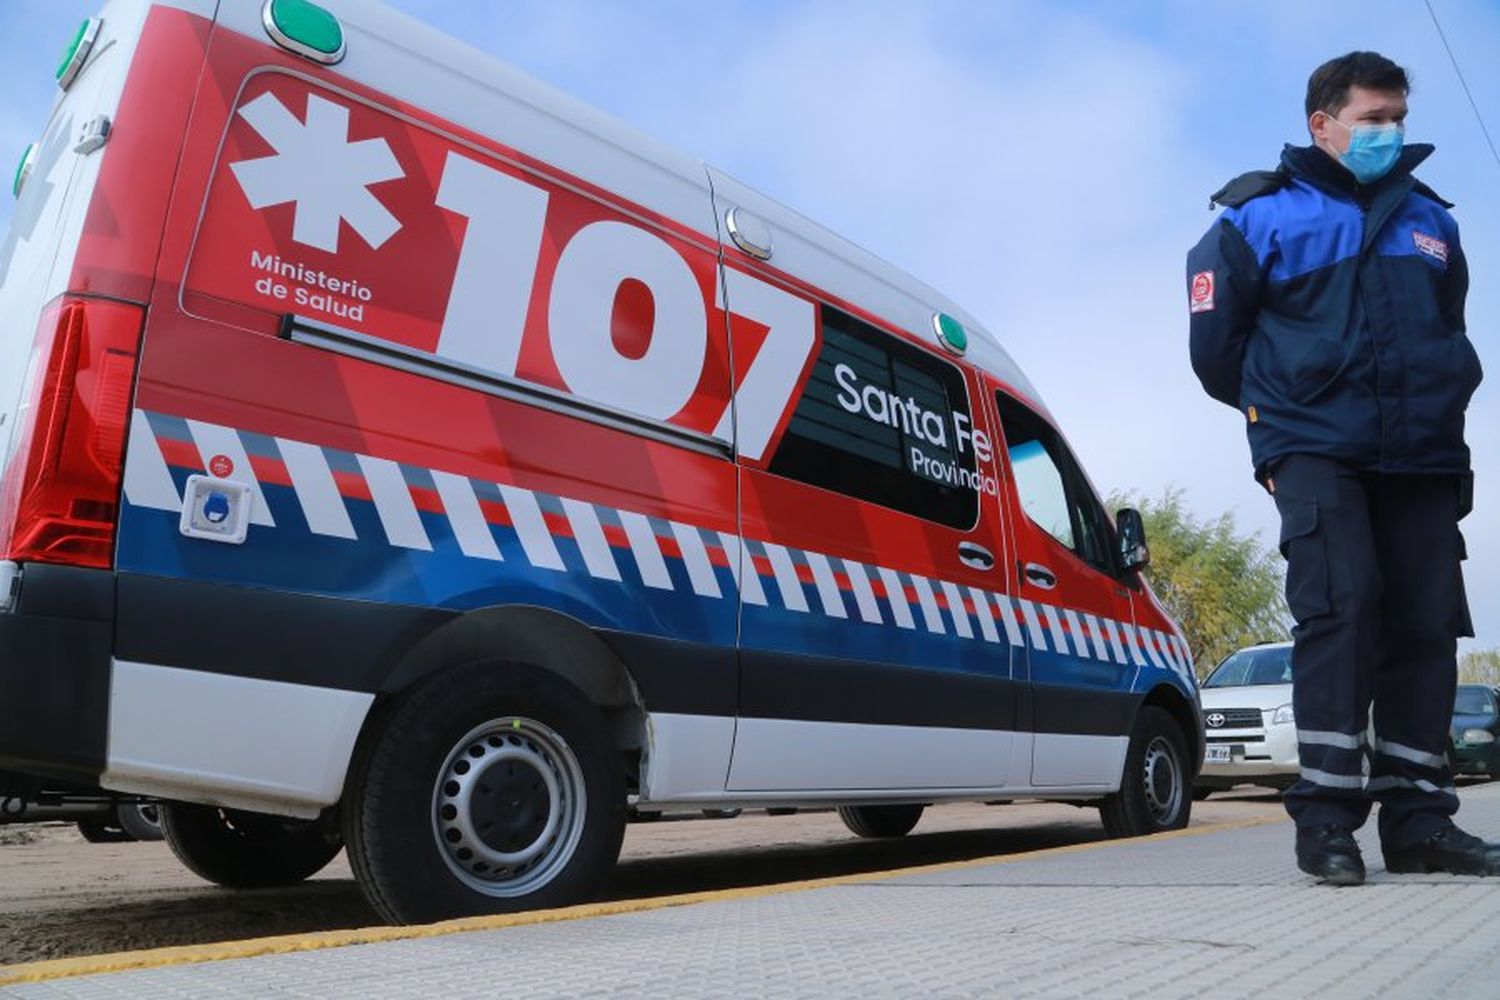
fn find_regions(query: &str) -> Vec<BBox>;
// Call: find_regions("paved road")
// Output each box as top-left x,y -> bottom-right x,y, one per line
0,793 -> 1288,965
12,785 -> 1500,998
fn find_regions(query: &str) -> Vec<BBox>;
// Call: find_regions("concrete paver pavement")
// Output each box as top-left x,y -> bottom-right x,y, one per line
7,784 -> 1500,998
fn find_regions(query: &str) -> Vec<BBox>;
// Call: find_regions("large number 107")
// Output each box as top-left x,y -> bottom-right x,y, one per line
431,151 -> 816,463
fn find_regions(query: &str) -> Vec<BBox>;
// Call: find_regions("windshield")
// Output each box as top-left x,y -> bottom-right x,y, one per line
1455,688 -> 1496,716
1203,646 -> 1292,688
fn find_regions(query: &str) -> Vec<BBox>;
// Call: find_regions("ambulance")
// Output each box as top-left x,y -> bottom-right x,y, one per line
0,0 -> 1202,923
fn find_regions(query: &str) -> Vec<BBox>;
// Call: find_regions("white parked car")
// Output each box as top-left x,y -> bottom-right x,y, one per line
1195,642 -> 1297,796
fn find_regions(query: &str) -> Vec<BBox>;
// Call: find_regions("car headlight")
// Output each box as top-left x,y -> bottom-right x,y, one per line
1271,704 -> 1295,726
1462,728 -> 1496,745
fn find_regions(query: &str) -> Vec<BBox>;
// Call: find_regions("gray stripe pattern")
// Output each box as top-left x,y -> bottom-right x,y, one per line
1373,738 -> 1447,769
1366,775 -> 1457,796
1300,766 -> 1366,790
1298,729 -> 1365,751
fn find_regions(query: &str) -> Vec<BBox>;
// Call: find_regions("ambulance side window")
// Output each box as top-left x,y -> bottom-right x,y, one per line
766,306 -> 979,529
995,393 -> 1117,576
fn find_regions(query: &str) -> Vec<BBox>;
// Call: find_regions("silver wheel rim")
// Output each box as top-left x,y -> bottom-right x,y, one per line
1142,736 -> 1183,826
432,717 -> 587,898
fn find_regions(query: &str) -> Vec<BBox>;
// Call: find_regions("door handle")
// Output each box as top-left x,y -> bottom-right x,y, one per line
958,541 -> 995,571
1023,562 -> 1057,590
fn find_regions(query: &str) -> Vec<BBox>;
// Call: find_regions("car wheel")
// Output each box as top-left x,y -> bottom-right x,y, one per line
76,818 -> 130,844
115,802 -> 164,842
161,803 -> 341,888
343,662 -> 626,925
701,808 -> 742,819
837,804 -> 925,838
1100,706 -> 1191,838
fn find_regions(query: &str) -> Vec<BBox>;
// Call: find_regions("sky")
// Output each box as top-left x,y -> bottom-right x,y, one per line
1,0 -> 1497,650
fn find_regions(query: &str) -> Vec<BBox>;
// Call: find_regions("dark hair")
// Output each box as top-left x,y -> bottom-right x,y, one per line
1305,51 -> 1409,119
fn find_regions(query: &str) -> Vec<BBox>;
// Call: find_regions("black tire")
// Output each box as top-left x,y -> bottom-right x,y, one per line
700,808 -> 741,819
77,818 -> 130,843
343,662 -> 627,925
160,803 -> 341,888
1101,706 -> 1192,838
837,804 -> 925,838
115,802 -> 164,842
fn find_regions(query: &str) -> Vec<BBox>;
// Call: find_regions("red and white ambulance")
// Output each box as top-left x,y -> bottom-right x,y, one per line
0,0 -> 1201,922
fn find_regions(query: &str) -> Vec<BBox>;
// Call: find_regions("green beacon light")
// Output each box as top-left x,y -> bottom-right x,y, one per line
262,0 -> 346,65
934,312 -> 968,356
56,17 -> 102,91
12,143 -> 37,200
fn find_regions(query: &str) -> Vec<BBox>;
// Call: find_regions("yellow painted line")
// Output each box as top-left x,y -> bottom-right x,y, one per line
0,815 -> 1282,986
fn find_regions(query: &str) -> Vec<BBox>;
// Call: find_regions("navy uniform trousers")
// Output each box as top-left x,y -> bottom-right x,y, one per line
1271,454 -> 1472,849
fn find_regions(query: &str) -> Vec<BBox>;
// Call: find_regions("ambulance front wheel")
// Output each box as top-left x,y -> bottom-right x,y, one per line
343,661 -> 627,925
159,803 -> 342,888
1099,706 -> 1191,838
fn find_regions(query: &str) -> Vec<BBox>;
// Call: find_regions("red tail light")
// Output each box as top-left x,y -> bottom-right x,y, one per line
0,296 -> 146,568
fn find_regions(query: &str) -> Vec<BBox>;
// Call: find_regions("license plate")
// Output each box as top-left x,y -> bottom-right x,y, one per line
1205,745 -> 1233,763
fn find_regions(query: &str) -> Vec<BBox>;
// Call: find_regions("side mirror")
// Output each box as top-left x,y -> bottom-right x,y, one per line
1117,507 -> 1150,573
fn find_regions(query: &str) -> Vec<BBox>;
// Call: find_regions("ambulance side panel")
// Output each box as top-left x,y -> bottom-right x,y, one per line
106,6 -> 744,815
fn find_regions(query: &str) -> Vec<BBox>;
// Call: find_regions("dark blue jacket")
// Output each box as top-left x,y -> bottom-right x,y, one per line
1187,143 -> 1481,487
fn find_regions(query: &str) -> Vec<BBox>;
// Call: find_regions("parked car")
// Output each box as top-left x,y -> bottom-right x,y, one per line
0,792 -> 162,842
1451,685 -> 1500,779
1195,642 -> 1297,796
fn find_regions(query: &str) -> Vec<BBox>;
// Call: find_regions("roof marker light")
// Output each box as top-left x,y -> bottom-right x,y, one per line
56,17 -> 102,91
934,313 -> 967,355
12,143 -> 37,199
726,207 -> 773,260
262,0 -> 346,65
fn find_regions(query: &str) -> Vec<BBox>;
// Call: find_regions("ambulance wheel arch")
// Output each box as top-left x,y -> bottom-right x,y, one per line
374,606 -> 643,718
1139,682 -> 1202,776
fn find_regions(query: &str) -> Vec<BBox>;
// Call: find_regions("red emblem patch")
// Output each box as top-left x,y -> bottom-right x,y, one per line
1189,270 -> 1215,313
208,454 -> 235,478
1413,231 -> 1449,265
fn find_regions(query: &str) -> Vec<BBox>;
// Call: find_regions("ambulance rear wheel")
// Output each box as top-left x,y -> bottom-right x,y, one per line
160,803 -> 342,888
838,804 -> 925,838
1100,706 -> 1191,838
343,662 -> 627,924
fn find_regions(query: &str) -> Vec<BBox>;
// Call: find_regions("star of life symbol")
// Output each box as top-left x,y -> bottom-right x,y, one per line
229,92 -> 404,254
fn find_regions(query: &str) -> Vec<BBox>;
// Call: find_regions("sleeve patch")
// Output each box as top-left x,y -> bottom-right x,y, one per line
1189,270 -> 1215,313
1413,231 -> 1449,266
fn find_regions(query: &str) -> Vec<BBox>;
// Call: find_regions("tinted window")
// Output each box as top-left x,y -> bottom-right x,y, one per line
995,393 -> 1115,575
1204,646 -> 1293,688
768,306 -> 983,529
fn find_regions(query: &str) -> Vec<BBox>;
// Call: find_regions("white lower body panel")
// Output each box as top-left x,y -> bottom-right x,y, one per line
727,717 -> 1015,792
639,714 -> 1127,803
1031,733 -> 1130,787
641,712 -> 736,801
102,660 -> 373,818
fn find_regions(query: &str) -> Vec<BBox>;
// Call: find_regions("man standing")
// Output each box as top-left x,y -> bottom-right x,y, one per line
1187,51 -> 1488,885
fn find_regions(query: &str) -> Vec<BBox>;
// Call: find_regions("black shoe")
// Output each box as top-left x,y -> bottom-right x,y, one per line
1296,825 -> 1366,885
1384,826 -> 1500,876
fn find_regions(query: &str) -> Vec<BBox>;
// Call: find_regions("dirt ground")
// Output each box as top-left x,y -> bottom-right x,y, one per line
0,791 -> 1287,967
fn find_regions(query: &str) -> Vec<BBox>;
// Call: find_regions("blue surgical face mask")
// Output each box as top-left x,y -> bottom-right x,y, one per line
1330,117 -> 1404,184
